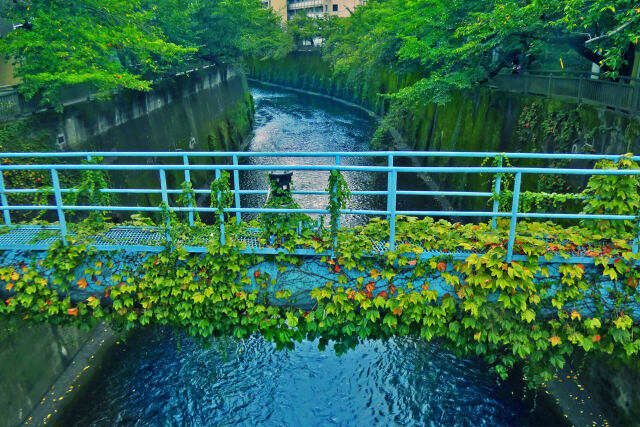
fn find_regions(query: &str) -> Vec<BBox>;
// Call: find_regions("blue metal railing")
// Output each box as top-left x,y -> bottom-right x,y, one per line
0,151 -> 639,261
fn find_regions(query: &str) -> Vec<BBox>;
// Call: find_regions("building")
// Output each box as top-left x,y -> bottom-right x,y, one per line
262,0 -> 366,21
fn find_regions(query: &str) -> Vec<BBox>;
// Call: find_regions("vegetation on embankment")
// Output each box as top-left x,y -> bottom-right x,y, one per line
249,51 -> 640,214
0,0 -> 290,108
0,69 -> 255,221
1,159 -> 640,387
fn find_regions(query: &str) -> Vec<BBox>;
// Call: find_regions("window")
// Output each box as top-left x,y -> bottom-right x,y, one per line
332,4 -> 338,11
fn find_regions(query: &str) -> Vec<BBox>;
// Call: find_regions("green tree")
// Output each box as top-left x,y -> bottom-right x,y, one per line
322,0 -> 640,106
0,0 -> 194,106
191,0 -> 293,64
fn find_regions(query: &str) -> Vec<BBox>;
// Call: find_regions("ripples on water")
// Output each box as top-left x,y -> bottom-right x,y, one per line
58,83 -> 565,426
59,328 -> 552,427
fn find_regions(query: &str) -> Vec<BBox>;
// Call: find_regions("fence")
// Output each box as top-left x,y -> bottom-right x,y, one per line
0,151 -> 639,261
491,70 -> 640,114
0,86 -> 20,122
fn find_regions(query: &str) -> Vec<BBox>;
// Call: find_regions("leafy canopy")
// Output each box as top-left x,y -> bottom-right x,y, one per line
0,0 -> 194,105
0,0 -> 292,105
322,0 -> 640,106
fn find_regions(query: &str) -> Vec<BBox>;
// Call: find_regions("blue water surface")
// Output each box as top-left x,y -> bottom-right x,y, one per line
58,328 -> 562,426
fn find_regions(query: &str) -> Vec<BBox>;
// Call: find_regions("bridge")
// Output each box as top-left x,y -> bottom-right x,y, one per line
0,151 -> 637,314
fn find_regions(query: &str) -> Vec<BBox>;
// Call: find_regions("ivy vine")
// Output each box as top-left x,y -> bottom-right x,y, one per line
0,160 -> 640,389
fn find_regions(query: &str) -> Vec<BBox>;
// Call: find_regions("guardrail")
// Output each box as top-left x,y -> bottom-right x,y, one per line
287,0 -> 324,10
0,151 -> 639,261
0,87 -> 20,122
491,70 -> 640,113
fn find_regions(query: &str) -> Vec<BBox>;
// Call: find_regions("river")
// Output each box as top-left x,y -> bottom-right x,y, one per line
56,83 -> 566,426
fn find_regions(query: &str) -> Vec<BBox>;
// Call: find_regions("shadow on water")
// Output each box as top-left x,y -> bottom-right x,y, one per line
57,327 -> 566,427
57,82 -> 568,426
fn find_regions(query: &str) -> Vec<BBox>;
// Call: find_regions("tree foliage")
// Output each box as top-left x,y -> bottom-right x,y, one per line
191,0 -> 292,64
0,0 -> 194,105
321,0 -> 640,106
0,0 -> 291,105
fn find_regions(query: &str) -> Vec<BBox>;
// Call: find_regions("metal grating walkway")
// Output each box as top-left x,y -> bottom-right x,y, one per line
0,225 -> 630,265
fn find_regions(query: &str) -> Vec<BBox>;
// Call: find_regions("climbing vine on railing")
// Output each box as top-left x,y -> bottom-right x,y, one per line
327,170 -> 351,248
209,171 -> 233,219
61,157 -> 113,223
178,181 -> 200,223
258,175 -> 314,247
581,156 -> 640,237
1,160 -> 640,389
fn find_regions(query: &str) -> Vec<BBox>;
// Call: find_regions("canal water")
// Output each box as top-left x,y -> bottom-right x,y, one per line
57,83 -> 566,426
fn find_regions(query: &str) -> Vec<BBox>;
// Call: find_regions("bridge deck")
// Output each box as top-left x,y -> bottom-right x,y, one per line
0,224 -> 624,266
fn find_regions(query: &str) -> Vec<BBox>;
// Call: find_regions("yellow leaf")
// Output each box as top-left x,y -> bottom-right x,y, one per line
549,336 -> 562,346
570,310 -> 581,321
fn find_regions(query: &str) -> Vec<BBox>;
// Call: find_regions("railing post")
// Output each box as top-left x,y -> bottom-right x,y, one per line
335,154 -> 341,231
0,171 -> 11,226
215,169 -> 226,245
577,75 -> 583,103
491,156 -> 503,229
182,155 -> 194,226
232,155 -> 241,225
387,155 -> 397,251
50,169 -> 68,245
159,169 -> 171,242
506,172 -> 522,262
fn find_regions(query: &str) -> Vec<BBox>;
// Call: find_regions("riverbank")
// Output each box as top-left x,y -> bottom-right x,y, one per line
249,52 -> 640,156
23,324 -> 117,426
0,320 -> 113,427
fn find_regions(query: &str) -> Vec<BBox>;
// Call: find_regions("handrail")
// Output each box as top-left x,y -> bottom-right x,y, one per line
0,151 -> 638,261
490,70 -> 640,113
499,69 -> 640,84
0,151 -> 639,160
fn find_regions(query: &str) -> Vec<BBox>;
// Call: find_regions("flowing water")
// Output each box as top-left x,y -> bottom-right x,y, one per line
58,83 -> 566,426
238,84 -> 382,226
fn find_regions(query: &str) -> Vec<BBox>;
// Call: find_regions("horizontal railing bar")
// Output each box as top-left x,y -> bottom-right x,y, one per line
0,164 -> 390,172
396,211 -> 512,217
396,191 -> 493,197
522,213 -> 637,220
1,188 -> 386,197
0,204 -> 635,221
3,164 -> 640,176
0,151 -> 639,161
